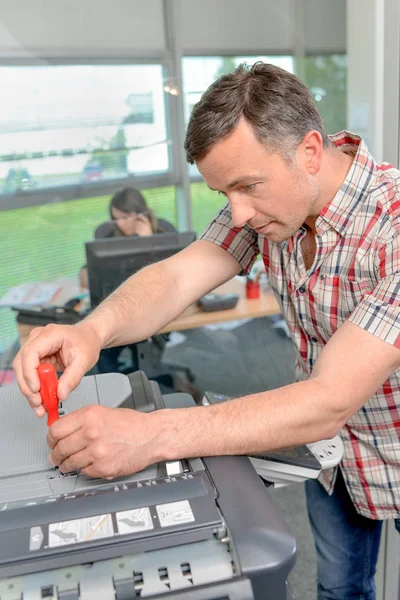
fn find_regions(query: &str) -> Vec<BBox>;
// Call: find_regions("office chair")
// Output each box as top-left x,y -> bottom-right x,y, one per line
125,335 -> 200,400
93,220 -> 198,397
97,334 -> 199,400
94,218 -> 176,240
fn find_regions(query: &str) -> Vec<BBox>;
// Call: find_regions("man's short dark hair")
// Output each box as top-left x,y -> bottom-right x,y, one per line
184,62 -> 330,164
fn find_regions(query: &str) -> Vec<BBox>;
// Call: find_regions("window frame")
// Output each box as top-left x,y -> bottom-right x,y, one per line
0,56 -> 179,211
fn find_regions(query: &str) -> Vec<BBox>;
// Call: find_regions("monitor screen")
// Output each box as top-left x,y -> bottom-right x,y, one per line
85,231 -> 196,307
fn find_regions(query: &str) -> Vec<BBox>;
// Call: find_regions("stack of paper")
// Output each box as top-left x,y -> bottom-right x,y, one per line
0,282 -> 61,308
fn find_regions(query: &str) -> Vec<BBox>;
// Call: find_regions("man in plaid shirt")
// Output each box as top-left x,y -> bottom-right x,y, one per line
15,64 -> 400,599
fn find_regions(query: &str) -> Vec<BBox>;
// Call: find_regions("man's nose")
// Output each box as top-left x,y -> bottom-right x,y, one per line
229,197 -> 256,228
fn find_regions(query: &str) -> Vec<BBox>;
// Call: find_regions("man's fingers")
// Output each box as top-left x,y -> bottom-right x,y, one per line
47,410 -> 84,448
13,331 -> 55,414
58,450 -> 93,474
34,405 -> 46,418
17,325 -> 64,396
12,351 -> 39,401
57,362 -> 88,401
80,464 -> 100,479
50,430 -> 88,467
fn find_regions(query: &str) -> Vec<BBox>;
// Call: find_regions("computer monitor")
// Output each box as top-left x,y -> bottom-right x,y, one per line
85,231 -> 196,307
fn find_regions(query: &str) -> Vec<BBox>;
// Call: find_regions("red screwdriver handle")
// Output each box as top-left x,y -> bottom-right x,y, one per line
37,363 -> 60,426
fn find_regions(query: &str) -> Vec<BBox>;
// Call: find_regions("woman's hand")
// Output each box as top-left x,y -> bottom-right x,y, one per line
117,213 -> 153,237
130,213 -> 153,237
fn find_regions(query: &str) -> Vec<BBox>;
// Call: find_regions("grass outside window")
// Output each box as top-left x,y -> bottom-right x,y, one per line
0,182 -> 223,352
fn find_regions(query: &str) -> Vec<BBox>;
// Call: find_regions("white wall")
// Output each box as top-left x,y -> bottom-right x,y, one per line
0,0 -> 346,60
347,0 -> 400,165
346,0 -> 377,151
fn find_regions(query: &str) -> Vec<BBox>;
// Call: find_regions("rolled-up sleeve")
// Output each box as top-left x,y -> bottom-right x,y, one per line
200,203 -> 260,275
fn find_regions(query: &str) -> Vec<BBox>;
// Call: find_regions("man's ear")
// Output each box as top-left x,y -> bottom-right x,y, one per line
299,130 -> 323,175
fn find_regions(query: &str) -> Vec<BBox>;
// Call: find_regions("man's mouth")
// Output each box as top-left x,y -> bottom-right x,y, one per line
253,222 -> 273,233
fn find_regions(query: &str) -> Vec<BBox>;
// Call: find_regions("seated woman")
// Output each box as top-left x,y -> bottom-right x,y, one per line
95,187 -> 176,239
80,187 -> 176,289
87,187 -> 176,375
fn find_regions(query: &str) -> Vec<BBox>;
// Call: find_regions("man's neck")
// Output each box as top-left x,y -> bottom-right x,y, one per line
305,148 -> 355,234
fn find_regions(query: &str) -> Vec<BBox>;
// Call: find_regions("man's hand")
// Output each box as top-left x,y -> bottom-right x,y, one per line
13,321 -> 103,417
47,405 -> 161,478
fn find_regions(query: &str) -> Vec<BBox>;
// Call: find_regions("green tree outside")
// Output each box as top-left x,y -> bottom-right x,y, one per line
296,55 -> 347,134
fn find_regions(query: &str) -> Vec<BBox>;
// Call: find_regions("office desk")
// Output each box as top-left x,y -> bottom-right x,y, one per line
16,278 -> 281,347
159,278 -> 281,334
16,278 -> 86,348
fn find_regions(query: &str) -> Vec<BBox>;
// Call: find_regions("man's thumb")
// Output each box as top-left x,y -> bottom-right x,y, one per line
58,364 -> 86,401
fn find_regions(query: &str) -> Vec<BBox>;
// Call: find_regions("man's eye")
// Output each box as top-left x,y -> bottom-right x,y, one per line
243,184 -> 256,192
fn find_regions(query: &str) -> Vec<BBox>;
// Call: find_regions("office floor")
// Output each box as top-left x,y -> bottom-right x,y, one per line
163,316 -> 318,599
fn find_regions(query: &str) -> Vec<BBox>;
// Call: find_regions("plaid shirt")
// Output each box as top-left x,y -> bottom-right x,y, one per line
201,131 -> 400,520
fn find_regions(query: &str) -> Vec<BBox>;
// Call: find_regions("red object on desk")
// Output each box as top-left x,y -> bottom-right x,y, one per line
246,280 -> 260,299
37,363 -> 60,426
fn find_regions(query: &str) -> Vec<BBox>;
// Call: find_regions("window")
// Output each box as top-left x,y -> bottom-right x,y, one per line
0,186 -> 178,353
190,182 -> 226,237
124,92 -> 155,124
298,55 -> 347,134
182,55 -> 294,126
182,55 -> 295,216
183,54 -> 347,234
0,64 -> 169,198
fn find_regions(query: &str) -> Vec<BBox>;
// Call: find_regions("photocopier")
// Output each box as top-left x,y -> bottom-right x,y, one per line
0,371 -> 343,600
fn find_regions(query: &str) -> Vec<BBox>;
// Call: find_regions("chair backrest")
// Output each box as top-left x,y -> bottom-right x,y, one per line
94,218 -> 177,240
157,218 -> 177,233
94,221 -> 116,240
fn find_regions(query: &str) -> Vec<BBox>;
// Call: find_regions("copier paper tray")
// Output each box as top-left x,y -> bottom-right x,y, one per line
0,371 -> 296,600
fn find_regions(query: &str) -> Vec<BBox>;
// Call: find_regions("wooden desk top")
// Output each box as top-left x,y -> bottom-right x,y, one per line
159,278 -> 280,334
16,277 -> 281,346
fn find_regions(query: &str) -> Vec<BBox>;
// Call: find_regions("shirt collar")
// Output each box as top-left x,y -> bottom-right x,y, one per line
316,131 -> 376,236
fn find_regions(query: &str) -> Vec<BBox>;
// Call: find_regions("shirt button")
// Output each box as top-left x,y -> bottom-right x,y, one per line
299,286 -> 306,293
311,337 -> 318,343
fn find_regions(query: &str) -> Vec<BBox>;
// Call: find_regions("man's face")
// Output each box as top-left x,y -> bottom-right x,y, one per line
196,119 -> 321,243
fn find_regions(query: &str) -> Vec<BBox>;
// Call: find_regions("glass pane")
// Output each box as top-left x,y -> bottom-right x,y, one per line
190,181 -> 226,237
182,56 -> 294,207
0,64 -> 169,197
183,54 -> 347,231
295,55 -> 347,134
182,55 -> 294,180
182,53 -> 347,144
183,55 -> 294,125
0,186 -> 177,354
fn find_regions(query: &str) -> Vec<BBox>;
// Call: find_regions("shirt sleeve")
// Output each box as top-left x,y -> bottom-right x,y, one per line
348,232 -> 400,349
200,202 -> 260,275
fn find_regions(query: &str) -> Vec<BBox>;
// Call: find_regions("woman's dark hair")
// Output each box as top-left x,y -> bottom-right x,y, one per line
184,62 -> 330,164
109,187 -> 158,232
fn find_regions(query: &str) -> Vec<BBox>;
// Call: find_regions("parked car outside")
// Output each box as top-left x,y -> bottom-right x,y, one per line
3,167 -> 36,193
81,160 -> 103,183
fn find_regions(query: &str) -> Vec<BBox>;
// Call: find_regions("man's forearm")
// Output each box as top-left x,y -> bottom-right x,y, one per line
79,240 -> 241,350
82,260 -> 188,348
151,378 -> 345,462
